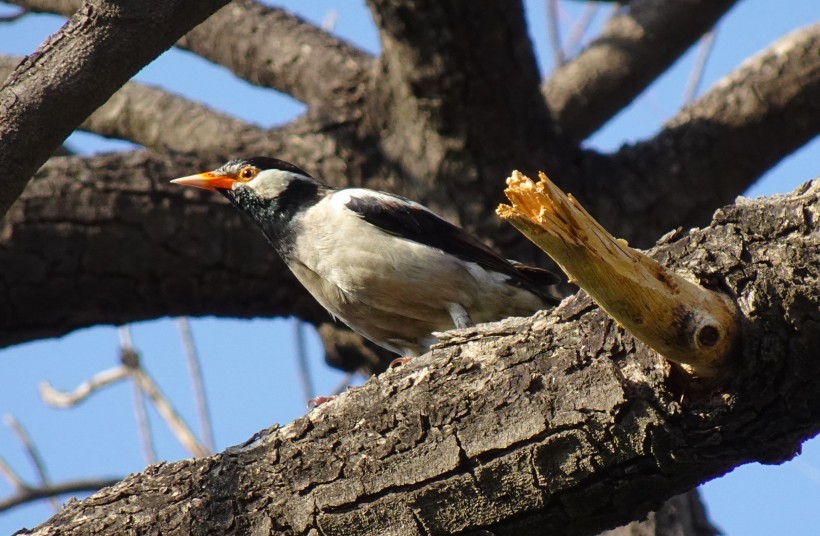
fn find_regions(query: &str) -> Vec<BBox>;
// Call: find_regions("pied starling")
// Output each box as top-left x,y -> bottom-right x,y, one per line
172,157 -> 559,357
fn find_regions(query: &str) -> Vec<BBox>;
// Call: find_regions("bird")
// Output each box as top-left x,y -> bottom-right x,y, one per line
171,157 -> 560,359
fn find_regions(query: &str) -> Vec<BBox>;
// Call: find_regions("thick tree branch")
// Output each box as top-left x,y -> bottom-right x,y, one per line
178,1 -> 374,118
8,0 -> 374,118
0,55 -> 263,153
0,0 -> 229,218
0,137 -> 403,374
0,151 -> 323,347
23,180 -> 820,535
544,0 -> 739,141
587,23 -> 820,247
365,0 -> 575,217
78,82 -> 266,154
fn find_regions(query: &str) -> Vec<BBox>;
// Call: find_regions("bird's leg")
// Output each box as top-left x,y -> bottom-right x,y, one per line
390,305 -> 472,369
447,303 -> 474,329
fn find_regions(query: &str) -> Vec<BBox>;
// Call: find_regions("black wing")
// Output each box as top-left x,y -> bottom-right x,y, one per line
344,191 -> 559,303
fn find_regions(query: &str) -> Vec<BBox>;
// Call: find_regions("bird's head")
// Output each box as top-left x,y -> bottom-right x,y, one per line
171,156 -> 316,197
171,157 -> 326,247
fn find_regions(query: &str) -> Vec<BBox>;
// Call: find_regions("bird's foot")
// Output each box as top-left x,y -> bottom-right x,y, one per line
307,395 -> 337,408
389,356 -> 412,368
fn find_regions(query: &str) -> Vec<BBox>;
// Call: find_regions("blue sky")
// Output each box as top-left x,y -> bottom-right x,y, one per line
0,1 -> 818,533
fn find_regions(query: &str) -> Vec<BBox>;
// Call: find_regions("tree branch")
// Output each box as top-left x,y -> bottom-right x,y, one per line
0,150 -> 322,346
0,139 -> 403,374
78,81 -> 265,153
0,478 -> 121,513
365,0 -> 577,241
590,23 -> 820,247
544,0 -> 738,141
0,0 -> 230,218
177,317 -> 216,452
7,0 -> 374,118
178,0 -> 374,117
499,170 -> 738,377
5,0 -> 80,14
21,179 -> 820,535
0,54 -> 264,153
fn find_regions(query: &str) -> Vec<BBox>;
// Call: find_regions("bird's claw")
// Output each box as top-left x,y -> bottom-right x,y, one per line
389,357 -> 412,368
307,395 -> 337,408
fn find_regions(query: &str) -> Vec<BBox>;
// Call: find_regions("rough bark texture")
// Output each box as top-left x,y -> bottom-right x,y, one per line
0,0 -> 230,217
178,0 -> 374,118
21,180 -> 820,535
0,151 -> 322,346
1,0 -> 818,533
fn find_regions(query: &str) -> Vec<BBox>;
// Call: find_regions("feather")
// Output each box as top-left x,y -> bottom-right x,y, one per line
341,190 -> 558,304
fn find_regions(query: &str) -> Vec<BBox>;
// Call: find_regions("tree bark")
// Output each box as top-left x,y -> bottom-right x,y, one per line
1,2 -> 818,534
544,0 -> 739,141
601,23 -> 820,246
178,0 -> 374,118
21,180 -> 819,535
2,23 -> 817,352
0,0 -> 230,217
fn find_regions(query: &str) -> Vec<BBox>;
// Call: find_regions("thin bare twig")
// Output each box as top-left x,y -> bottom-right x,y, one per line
118,326 -> 209,457
546,0 -> 566,68
128,366 -> 210,458
293,319 -> 315,403
330,371 -> 357,398
131,379 -> 157,465
177,317 -> 215,452
3,415 -> 59,511
118,324 -> 134,350
119,325 -> 156,463
41,325 -> 208,458
0,453 -> 24,489
321,9 -> 337,31
0,7 -> 28,23
563,2 -> 600,58
684,29 -> 718,104
39,366 -> 130,407
0,478 -> 121,514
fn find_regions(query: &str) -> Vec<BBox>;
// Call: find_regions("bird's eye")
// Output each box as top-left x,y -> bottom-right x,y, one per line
239,167 -> 257,181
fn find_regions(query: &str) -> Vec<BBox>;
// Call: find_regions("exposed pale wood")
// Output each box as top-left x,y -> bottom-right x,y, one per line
499,171 -> 738,377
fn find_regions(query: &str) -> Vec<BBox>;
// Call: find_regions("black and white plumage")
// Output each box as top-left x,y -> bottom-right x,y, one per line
172,157 -> 559,357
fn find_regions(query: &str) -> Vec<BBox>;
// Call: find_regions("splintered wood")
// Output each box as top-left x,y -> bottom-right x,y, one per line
498,171 -> 738,377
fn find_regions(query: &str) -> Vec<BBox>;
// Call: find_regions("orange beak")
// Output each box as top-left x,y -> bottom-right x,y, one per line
170,171 -> 237,192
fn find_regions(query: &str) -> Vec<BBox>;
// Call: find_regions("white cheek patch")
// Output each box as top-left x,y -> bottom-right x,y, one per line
247,170 -> 293,198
